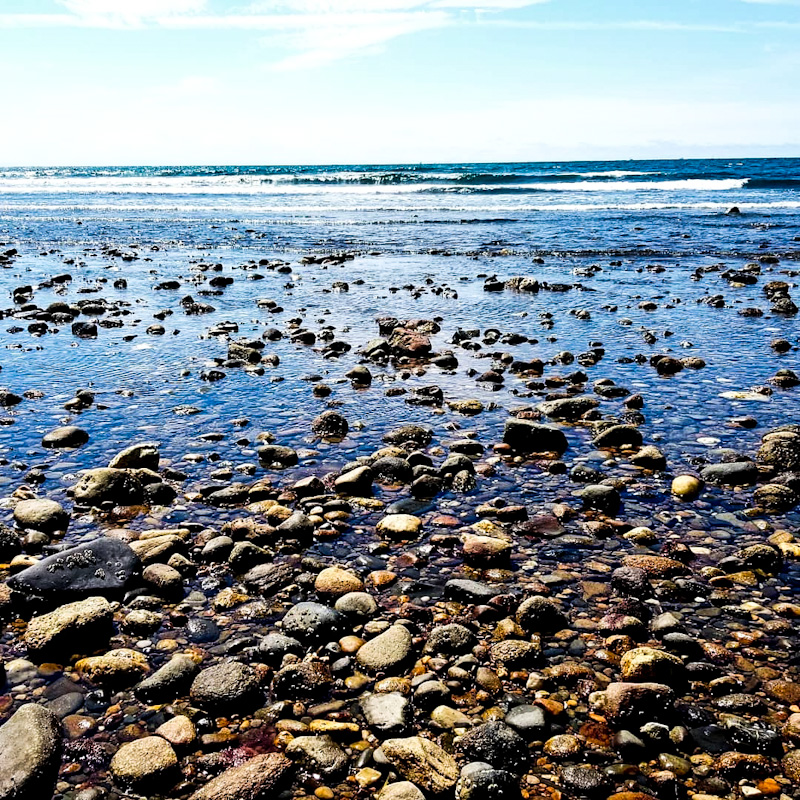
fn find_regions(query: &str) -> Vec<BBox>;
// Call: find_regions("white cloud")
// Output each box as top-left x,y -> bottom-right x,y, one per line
59,0 -> 206,18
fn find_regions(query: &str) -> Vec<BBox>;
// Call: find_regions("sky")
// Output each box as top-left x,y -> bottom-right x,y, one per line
1,0 -> 799,165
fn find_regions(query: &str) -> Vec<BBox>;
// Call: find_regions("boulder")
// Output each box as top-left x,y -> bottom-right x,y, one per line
503,419 -> 568,453
108,442 -> 160,470
72,467 -> 143,506
0,704 -> 62,800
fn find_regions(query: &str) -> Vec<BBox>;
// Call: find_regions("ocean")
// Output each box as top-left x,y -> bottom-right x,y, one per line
1,157 -> 799,254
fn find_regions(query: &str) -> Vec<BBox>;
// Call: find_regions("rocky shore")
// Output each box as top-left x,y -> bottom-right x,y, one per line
0,241 -> 800,800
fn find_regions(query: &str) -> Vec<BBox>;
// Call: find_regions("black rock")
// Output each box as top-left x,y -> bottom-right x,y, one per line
456,722 -> 529,773
8,538 -> 140,600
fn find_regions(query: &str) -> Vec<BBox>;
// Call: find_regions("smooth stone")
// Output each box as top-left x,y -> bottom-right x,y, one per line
189,662 -> 261,714
357,625 -> 413,673
110,736 -> 178,791
381,736 -> 459,794
0,704 -> 62,799
285,735 -> 348,776
187,753 -> 293,800
23,596 -> 113,658
361,693 -> 412,735
42,426 -> 89,449
12,498 -> 69,533
377,514 -> 422,538
135,654 -> 200,703
315,566 -> 364,596
282,602 -> 344,641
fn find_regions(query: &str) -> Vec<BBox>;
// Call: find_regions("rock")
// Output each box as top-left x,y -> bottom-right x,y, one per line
490,639 -> 540,667
502,419 -> 568,453
593,424 -> 643,449
383,425 -> 434,447
620,647 -> 685,686
388,328 -> 431,358
578,484 -> 620,515
757,428 -> 800,472
457,722 -> 529,773
425,623 -> 476,655
0,524 -> 21,560
110,736 -> 178,791
782,750 -> 800,784
448,399 -> 484,415
381,736 -> 459,794
257,445 -> 298,467
142,562 -> 184,598
156,715 -> 196,747
701,460 -> 758,485
135,654 -> 200,703
622,554 -> 689,578
12,498 -> 69,533
671,474 -> 703,499
361,692 -> 412,735
630,445 -> 667,470
378,782 -> 426,800
258,633 -> 304,665
272,661 -> 332,699
596,682 -> 675,725
754,483 -> 798,511
41,425 -> 89,449
23,596 -> 113,658
516,595 -> 568,633
315,566 -> 364,596
455,762 -> 519,800
537,396 -> 598,421
462,534 -> 511,566
187,753 -> 293,800
0,704 -> 62,800
242,562 -> 294,596
72,467 -> 143,506
285,735 -> 347,776
357,625 -> 413,673
8,538 -> 140,599
276,511 -> 314,540
504,704 -> 547,737
282,602 -> 344,641
335,591 -> 378,617
445,579 -> 497,603
108,442 -> 160,470
76,648 -> 149,687
311,410 -> 349,439
377,514 -> 422,538
189,661 -> 261,714
335,466 -> 374,496
560,764 -> 609,797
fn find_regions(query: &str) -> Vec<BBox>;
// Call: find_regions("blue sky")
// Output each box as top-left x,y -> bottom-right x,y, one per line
1,0 -> 799,165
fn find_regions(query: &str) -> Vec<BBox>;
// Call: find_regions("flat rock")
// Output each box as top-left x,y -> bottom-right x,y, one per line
8,538 -> 140,599
188,753 -> 293,800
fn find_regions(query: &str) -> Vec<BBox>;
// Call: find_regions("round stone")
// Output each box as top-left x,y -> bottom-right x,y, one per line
110,736 -> 178,790
671,475 -> 703,499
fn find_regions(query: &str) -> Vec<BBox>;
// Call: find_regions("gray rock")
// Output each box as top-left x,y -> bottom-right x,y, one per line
8,538 -> 140,599
272,661 -> 332,699
378,782 -> 425,800
41,425 -> 89,449
537,396 -> 598,421
361,692 -> 412,735
110,736 -> 178,791
444,579 -> 497,603
334,591 -> 378,617
382,424 -> 434,447
12,498 -> 69,533
190,661 -> 261,714
592,424 -> 643,449
578,484 -> 621,515
456,762 -> 519,800
334,466 -> 374,496
357,625 -> 413,673
282,602 -> 344,641
0,704 -> 62,800
516,596 -> 568,634
72,467 -> 143,506
701,461 -> 759,486
258,633 -> 304,665
504,704 -> 547,737
424,623 -> 476,655
135,654 -> 200,703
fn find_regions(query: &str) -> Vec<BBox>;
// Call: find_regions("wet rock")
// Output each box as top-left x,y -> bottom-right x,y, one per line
258,633 -> 304,664
135,654 -> 199,703
537,396 -> 598,421
383,424 -> 433,447
272,661 -> 332,699
595,682 -> 675,725
72,467 -> 143,506
671,474 -> 704,499
110,736 -> 178,792
0,704 -> 62,800
41,425 -> 89,449
187,753 -> 293,800
189,661 -> 261,714
381,736 -> 459,794
593,424 -> 643,449
315,566 -> 364,596
457,722 -> 529,773
630,445 -> 667,470
282,602 -> 344,641
12,498 -> 69,533
559,765 -> 609,797
701,460 -> 758,486
377,514 -> 422,538
23,596 -> 113,659
285,735 -> 347,776
361,692 -> 412,735
311,410 -> 349,439
455,762 -> 519,800
516,595 -> 568,633
620,647 -> 685,686
754,483 -> 798,511
757,427 -> 800,472
503,419 -> 568,453
335,591 -> 378,617
444,579 -> 497,603
257,445 -> 299,468
9,538 -> 140,599
379,782 -> 425,800
335,465 -> 374,496
490,639 -> 541,667
504,704 -> 547,737
357,625 -> 413,672
462,534 -> 511,566
578,484 -> 620,515
425,623 -> 476,655
76,648 -> 149,688
108,442 -> 160,470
